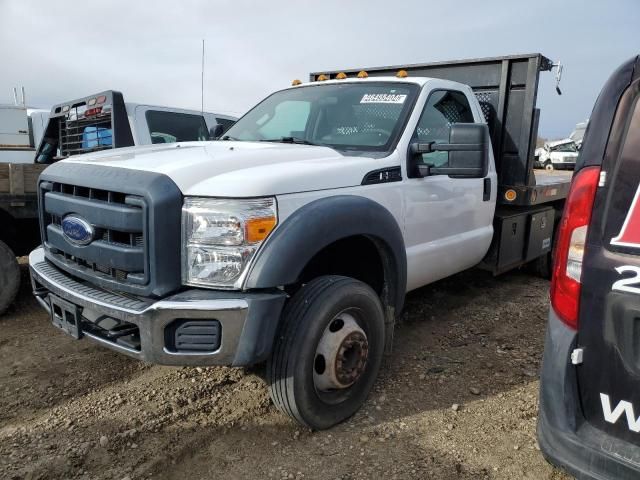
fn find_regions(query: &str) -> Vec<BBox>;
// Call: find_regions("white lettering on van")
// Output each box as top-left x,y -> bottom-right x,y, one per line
601,393 -> 640,432
612,265 -> 640,295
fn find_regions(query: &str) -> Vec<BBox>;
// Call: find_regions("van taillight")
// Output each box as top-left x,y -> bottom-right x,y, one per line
550,166 -> 601,329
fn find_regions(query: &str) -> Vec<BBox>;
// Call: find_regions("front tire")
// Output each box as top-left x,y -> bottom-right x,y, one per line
267,276 -> 385,430
0,240 -> 20,316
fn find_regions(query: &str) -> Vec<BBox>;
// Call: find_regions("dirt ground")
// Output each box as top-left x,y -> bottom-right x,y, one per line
0,259 -> 571,480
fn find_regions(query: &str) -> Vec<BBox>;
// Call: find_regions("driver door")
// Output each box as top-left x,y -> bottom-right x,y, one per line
403,88 -> 495,291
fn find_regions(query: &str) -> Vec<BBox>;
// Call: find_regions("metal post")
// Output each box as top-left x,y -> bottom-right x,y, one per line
201,39 -> 205,114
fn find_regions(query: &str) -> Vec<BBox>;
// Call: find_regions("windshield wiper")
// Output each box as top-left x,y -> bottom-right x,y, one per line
220,135 -> 238,141
260,136 -> 321,146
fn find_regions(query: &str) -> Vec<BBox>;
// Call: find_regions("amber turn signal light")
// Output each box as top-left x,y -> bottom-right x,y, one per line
246,216 -> 277,243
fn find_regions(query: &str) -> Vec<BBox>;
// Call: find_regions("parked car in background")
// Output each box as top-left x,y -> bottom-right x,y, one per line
538,54 -> 640,479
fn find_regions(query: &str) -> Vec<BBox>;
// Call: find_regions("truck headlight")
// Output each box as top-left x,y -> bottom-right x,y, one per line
182,197 -> 277,288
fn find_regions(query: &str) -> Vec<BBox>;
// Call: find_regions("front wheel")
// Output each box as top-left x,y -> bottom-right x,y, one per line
267,276 -> 385,430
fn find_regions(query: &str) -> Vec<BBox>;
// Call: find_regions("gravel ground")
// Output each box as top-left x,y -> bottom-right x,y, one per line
0,259 -> 571,480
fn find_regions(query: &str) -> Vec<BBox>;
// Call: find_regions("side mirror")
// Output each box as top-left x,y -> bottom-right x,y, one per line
210,124 -> 225,140
410,123 -> 488,178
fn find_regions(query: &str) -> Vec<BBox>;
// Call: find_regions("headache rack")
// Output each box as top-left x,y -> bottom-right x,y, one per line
35,91 -> 134,164
59,107 -> 113,156
312,53 -> 569,206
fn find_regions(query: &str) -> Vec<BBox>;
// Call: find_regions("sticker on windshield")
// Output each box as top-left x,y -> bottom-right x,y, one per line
360,93 -> 407,104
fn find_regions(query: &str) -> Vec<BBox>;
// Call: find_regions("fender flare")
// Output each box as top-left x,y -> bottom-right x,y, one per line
245,195 -> 407,313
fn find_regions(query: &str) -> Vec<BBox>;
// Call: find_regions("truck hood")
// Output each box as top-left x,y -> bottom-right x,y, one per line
60,141 -> 385,196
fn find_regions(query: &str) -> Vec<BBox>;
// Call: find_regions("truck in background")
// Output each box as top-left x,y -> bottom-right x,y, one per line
1,91 -> 50,316
535,138 -> 579,170
534,120 -> 588,171
0,90 -> 236,315
0,90 -> 49,164
29,54 -> 570,429
35,91 -> 236,163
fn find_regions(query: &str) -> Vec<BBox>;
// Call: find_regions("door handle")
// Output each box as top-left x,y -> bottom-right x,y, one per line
483,178 -> 491,201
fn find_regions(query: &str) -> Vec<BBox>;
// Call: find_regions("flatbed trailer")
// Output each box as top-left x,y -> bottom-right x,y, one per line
0,163 -> 46,252
313,53 -> 571,275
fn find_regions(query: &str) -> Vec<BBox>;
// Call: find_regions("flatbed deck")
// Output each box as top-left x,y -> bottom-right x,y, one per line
534,169 -> 573,184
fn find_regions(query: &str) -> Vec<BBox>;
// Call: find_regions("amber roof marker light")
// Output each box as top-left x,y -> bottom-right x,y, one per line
336,72 -> 348,79
291,79 -> 302,86
357,71 -> 368,78
396,69 -> 408,78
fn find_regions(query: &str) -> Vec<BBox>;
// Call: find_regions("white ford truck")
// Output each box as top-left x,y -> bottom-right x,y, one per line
29,54 -> 570,429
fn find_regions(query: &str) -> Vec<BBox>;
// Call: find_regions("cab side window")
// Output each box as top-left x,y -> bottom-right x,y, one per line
414,90 -> 474,167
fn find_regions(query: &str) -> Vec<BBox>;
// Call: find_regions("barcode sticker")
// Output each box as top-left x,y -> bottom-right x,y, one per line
360,94 -> 407,104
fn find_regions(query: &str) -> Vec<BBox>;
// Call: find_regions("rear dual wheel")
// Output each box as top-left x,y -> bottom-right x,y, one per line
529,250 -> 553,279
267,276 -> 385,430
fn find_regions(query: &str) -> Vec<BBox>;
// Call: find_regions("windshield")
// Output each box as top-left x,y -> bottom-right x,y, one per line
224,82 -> 419,152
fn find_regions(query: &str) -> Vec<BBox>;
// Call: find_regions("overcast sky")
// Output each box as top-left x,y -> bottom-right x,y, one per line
1,0 -> 638,138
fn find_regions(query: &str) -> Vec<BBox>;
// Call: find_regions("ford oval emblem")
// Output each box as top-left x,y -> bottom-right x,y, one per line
61,215 -> 95,246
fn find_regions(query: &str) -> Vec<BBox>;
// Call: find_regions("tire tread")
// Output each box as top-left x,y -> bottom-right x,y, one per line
268,276 -> 353,426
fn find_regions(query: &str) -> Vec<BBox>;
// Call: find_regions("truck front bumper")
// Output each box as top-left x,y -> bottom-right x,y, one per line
29,247 -> 286,366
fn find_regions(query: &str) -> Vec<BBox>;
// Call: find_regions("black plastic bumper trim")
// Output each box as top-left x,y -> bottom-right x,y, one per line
537,310 -> 640,479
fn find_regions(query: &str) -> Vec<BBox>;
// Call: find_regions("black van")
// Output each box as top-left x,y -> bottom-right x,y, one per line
538,54 -> 640,479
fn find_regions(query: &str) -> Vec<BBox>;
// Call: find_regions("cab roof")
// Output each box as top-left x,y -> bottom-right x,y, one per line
289,76 -> 465,90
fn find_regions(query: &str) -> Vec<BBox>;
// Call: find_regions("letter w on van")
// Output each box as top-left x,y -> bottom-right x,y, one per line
601,393 -> 640,432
